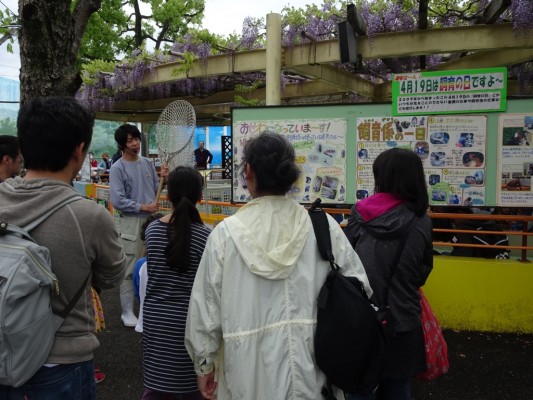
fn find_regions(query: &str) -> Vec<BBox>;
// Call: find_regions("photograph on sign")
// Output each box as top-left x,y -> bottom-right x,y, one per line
497,113 -> 533,206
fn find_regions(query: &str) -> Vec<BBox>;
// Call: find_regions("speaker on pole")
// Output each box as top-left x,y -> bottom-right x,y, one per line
337,20 -> 357,64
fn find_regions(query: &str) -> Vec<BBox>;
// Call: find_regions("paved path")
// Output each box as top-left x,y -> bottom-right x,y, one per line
96,287 -> 532,400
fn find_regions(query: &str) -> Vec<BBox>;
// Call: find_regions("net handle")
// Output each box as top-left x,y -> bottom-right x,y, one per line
155,163 -> 166,203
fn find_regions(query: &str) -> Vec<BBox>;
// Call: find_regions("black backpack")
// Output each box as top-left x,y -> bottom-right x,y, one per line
310,200 -> 411,398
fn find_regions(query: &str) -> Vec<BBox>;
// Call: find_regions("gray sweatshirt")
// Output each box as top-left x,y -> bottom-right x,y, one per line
109,157 -> 159,216
0,177 -> 126,364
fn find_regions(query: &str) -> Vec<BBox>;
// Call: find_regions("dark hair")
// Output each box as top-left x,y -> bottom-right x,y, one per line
114,124 -> 141,151
17,97 -> 94,171
242,132 -> 299,195
165,166 -> 204,272
373,147 -> 428,216
141,212 -> 164,242
0,135 -> 19,159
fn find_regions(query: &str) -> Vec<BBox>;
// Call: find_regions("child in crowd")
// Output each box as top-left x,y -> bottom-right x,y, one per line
132,212 -> 163,333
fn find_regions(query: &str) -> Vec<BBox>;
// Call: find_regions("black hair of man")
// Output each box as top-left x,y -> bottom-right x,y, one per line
115,124 -> 141,151
373,147 -> 429,216
0,135 -> 19,159
242,131 -> 299,195
17,97 -> 94,172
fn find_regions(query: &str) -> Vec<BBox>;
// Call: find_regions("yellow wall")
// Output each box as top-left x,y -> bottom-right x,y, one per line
424,256 -> 533,333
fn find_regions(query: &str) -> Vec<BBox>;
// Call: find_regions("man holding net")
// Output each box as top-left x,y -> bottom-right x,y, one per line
110,124 -> 167,327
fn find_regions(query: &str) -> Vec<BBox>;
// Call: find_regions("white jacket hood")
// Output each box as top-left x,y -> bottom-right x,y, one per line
224,196 -> 310,280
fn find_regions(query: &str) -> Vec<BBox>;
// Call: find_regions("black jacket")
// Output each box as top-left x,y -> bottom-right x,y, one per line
344,203 -> 433,332
194,148 -> 213,168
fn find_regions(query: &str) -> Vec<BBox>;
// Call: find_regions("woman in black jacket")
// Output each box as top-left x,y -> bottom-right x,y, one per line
344,147 -> 433,400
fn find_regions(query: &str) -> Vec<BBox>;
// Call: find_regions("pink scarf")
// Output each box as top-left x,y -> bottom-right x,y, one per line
356,192 -> 404,222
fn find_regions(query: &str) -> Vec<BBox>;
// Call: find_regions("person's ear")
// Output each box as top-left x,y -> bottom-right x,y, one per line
73,143 -> 86,162
245,162 -> 256,187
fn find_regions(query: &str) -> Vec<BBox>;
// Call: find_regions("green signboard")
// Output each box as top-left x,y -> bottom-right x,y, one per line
392,67 -> 507,116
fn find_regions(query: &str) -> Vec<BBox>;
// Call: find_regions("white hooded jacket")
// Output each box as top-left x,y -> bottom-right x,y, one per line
185,196 -> 371,400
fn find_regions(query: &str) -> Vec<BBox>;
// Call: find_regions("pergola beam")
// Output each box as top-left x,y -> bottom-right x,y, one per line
140,50 -> 266,86
478,0 -> 512,24
139,23 -> 530,89
437,48 -> 533,71
106,80 -> 357,118
284,64 -> 375,99
285,23 -> 532,66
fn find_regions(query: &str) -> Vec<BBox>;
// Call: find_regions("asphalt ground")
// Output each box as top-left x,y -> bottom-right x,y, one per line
95,286 -> 533,400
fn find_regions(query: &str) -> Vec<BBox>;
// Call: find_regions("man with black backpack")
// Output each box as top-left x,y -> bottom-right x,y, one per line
0,97 -> 126,399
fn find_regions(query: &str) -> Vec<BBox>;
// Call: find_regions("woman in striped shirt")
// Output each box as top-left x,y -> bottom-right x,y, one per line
142,166 -> 211,400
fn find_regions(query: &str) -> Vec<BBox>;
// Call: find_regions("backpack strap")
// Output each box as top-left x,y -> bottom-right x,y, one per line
309,198 -> 341,400
54,273 -> 91,322
309,198 -> 338,271
27,195 -> 90,324
23,196 -> 83,232
0,197 -> 83,242
17,195 -> 88,325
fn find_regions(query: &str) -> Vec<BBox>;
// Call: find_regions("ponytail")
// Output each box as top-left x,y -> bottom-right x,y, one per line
165,196 -> 203,272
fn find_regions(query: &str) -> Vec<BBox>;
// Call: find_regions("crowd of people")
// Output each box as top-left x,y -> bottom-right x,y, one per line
1,95 -> 519,400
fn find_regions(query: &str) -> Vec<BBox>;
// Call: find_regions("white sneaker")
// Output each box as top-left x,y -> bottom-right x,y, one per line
121,312 -> 138,327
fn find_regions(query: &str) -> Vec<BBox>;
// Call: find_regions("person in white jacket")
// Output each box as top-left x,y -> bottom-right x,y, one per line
185,132 -> 372,400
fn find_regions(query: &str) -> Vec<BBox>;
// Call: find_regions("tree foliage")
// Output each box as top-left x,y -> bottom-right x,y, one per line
0,0 -> 205,102
78,0 -> 205,63
79,0 -> 129,62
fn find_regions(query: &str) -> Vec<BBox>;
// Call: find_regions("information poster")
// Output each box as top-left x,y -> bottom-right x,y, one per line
232,119 -> 347,203
355,116 -> 427,199
355,115 -> 487,205
392,67 -> 507,116
497,113 -> 533,206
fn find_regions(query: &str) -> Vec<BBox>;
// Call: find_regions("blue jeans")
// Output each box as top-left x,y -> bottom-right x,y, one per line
345,378 -> 411,400
0,360 -> 95,400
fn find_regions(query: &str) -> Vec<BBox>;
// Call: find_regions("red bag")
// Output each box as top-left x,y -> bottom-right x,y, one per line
417,289 -> 449,380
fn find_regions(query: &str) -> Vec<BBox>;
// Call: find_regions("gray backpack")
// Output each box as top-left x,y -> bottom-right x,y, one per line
0,197 -> 87,387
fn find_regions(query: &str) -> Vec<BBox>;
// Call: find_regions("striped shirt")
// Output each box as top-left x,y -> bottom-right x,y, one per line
143,219 -> 211,393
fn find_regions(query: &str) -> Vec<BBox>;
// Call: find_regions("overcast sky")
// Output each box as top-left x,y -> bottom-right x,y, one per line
0,0 -> 313,80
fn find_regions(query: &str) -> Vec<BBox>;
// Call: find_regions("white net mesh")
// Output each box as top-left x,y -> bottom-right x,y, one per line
155,100 -> 196,170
